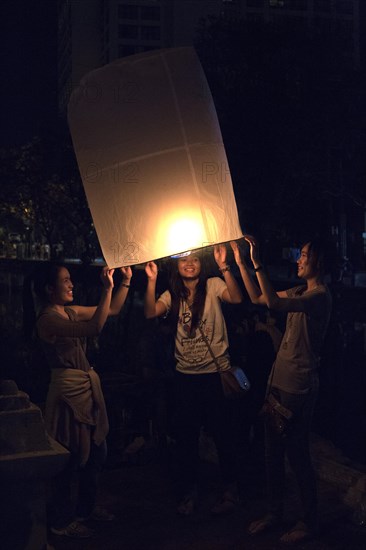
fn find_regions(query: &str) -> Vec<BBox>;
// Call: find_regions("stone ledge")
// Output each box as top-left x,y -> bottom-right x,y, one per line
0,437 -> 70,479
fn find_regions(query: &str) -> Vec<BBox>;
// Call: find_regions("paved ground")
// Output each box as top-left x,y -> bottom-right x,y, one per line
48,442 -> 365,550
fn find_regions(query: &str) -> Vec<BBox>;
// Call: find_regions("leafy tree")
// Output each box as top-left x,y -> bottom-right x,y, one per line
0,128 -> 101,261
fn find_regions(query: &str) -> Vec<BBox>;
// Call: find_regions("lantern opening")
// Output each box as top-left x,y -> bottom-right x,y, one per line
171,251 -> 192,258
156,208 -> 209,259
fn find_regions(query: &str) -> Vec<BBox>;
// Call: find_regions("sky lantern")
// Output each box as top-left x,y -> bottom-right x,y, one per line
68,47 -> 243,267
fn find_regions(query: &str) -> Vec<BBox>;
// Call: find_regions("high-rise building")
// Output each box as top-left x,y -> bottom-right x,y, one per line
57,0 -> 226,114
58,1 -> 365,114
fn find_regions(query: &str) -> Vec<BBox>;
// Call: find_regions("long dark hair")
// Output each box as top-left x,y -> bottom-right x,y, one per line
167,252 -> 209,334
33,263 -> 65,305
22,263 -> 65,342
304,239 -> 326,281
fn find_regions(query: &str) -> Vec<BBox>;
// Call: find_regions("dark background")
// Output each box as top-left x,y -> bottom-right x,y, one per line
1,0 -> 57,147
0,1 -> 365,467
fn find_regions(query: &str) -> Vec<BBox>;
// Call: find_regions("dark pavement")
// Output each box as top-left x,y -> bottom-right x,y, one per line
48,440 -> 365,550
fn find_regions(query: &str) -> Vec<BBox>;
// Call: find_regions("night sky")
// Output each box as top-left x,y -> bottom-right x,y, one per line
1,0 -> 58,147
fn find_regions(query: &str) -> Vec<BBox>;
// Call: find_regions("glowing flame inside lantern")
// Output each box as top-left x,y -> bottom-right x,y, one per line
157,209 -> 210,258
168,217 -> 204,250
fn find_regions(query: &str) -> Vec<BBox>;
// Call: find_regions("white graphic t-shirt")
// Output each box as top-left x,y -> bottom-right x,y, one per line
157,277 -> 231,374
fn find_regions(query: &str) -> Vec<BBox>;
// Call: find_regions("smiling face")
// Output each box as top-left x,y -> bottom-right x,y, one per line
177,254 -> 201,280
297,243 -> 317,281
48,267 -> 74,305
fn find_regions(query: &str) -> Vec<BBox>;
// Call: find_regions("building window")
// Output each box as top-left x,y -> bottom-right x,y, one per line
334,0 -> 354,15
138,45 -> 159,53
141,25 -> 161,41
334,18 -> 354,44
118,5 -> 138,19
140,6 -> 160,21
118,44 -> 137,57
269,0 -> 308,8
273,14 -> 307,30
313,0 -> 331,12
118,24 -> 138,39
292,0 -> 308,9
247,13 -> 264,22
246,0 -> 264,7
313,16 -> 332,36
285,0 -> 308,9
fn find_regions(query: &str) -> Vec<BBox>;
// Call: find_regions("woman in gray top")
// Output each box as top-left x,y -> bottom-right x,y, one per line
232,237 -> 332,545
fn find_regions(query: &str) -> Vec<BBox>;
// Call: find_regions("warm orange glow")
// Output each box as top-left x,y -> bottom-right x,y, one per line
156,209 -> 211,258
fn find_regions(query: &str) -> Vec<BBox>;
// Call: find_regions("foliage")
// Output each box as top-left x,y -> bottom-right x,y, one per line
0,127 -> 101,261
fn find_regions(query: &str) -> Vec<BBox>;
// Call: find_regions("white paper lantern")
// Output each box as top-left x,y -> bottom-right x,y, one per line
68,47 -> 243,267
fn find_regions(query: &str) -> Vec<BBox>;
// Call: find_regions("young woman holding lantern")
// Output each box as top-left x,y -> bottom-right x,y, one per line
144,244 -> 243,516
28,262 -> 132,538
231,237 -> 332,545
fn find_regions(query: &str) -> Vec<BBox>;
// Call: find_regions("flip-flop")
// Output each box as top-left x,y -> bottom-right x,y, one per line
248,513 -> 282,535
177,493 -> 197,516
280,521 -> 314,545
211,493 -> 239,516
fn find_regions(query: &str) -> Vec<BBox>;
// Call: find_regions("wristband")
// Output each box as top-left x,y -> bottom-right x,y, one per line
254,265 -> 263,272
121,282 -> 130,288
219,265 -> 231,274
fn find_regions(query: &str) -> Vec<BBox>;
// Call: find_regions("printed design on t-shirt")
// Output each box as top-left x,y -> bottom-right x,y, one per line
181,308 -> 196,338
178,307 -> 212,364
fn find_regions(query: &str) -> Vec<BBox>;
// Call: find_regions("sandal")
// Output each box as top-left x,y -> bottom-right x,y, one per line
177,491 -> 197,516
280,521 -> 314,545
248,513 -> 282,535
90,506 -> 116,521
211,490 -> 239,516
50,521 -> 94,539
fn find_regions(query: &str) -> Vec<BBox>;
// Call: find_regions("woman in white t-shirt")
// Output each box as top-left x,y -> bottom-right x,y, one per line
144,244 -> 242,516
